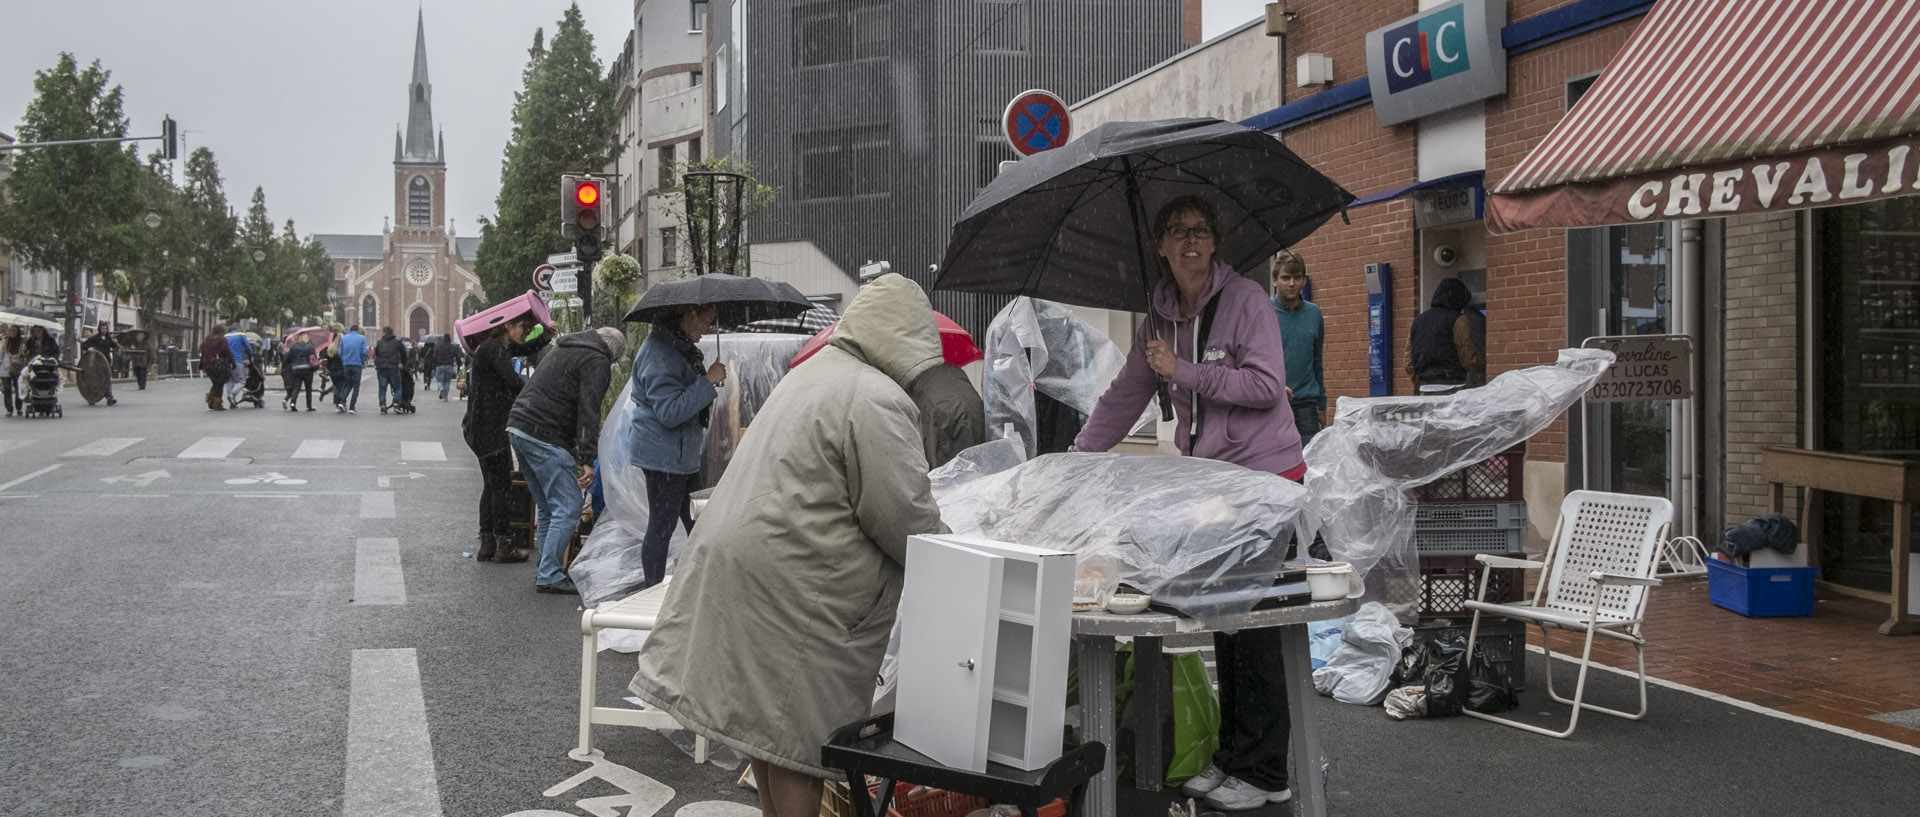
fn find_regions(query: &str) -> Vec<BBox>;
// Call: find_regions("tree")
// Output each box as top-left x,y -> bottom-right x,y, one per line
475,4 -> 617,306
177,147 -> 241,323
0,54 -> 145,360
132,152 -> 197,324
648,154 -> 778,278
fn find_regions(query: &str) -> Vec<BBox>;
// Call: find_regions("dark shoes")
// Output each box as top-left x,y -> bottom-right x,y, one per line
536,579 -> 579,595
476,533 -> 497,562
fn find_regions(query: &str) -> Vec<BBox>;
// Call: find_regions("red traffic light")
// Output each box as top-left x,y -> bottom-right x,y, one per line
575,182 -> 601,207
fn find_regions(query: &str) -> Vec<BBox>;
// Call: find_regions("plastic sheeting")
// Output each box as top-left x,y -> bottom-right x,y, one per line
1303,348 -> 1614,620
934,450 -> 1312,624
1310,602 -> 1410,705
981,297 -> 1151,457
699,333 -> 808,487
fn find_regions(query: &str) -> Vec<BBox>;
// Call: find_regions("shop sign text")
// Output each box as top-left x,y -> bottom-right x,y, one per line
1584,335 -> 1694,404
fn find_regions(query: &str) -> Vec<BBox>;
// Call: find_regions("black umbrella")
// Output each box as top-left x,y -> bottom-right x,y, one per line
2,305 -> 60,322
623,273 -> 813,327
740,305 -> 839,335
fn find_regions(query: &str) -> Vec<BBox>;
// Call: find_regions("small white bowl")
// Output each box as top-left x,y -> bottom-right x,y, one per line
1105,593 -> 1151,615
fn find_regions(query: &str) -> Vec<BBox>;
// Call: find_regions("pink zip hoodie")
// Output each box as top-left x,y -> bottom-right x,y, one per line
1074,259 -> 1304,476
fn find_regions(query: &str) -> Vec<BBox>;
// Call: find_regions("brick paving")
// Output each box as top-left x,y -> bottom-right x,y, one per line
1528,577 -> 1920,748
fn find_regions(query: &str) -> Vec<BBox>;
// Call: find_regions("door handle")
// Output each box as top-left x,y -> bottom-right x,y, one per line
958,659 -> 975,669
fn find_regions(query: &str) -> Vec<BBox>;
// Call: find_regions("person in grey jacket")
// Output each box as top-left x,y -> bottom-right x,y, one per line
627,303 -> 727,589
507,327 -> 626,594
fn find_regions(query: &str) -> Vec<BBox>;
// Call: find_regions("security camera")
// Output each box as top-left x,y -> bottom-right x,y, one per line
1432,245 -> 1459,267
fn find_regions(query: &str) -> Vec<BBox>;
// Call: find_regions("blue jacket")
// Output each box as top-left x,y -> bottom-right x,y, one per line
338,331 -> 368,366
627,332 -> 717,475
225,333 -> 250,366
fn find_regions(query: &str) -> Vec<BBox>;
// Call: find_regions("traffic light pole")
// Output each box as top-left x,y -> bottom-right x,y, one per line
0,117 -> 178,159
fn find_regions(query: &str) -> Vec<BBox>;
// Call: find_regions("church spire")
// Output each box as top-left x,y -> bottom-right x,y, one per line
402,8 -> 438,163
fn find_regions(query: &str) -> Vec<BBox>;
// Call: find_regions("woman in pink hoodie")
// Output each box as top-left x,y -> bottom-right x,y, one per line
1074,194 -> 1306,811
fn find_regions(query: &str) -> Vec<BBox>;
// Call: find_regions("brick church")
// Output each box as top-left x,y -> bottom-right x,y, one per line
317,12 -> 484,340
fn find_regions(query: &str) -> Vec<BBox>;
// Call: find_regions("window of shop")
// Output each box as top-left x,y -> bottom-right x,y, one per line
1574,222 -> 1677,500
1817,196 -> 1920,591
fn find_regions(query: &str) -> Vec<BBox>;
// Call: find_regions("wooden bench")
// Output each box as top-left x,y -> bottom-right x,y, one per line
575,576 -> 710,761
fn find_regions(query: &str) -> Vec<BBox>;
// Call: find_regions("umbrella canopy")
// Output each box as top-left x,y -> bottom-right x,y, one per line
623,273 -> 813,327
789,311 -> 984,369
0,311 -> 62,332
282,325 -> 336,352
740,305 -> 840,335
934,117 -> 1355,314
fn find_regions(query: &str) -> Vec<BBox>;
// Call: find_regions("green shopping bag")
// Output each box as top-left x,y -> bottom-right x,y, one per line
1163,651 -> 1220,786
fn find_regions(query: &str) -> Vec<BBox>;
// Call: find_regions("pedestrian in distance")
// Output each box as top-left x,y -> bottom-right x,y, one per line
627,304 -> 726,590
1271,250 -> 1325,445
431,332 -> 464,400
125,330 -> 153,390
1074,195 -> 1305,811
464,316 -> 548,563
506,327 -> 624,594
335,325 -> 368,413
1,326 -> 21,417
198,325 -> 232,412
80,322 -> 118,405
373,327 -> 407,413
1406,277 -> 1486,395
629,274 -> 950,817
283,331 -> 318,411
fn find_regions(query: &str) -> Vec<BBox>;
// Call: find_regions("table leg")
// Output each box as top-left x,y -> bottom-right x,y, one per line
1885,501 -> 1919,636
1278,624 -> 1326,817
1132,636 -> 1165,792
1076,634 -> 1117,817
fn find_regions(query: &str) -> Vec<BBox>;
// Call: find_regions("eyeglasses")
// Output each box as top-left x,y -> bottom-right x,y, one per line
1163,225 -> 1215,240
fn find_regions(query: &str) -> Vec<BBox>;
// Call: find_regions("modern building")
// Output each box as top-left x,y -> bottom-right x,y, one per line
316,11 -> 486,339
704,0 -> 1201,330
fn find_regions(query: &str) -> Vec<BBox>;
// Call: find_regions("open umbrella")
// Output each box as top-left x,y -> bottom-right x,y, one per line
623,273 -> 813,327
0,311 -> 62,332
788,311 -> 983,369
741,305 -> 840,335
282,325 -> 336,352
933,117 -> 1354,415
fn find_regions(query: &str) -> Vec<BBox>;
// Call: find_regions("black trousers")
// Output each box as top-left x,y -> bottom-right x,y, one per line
207,371 -> 225,401
1210,626 -> 1292,791
132,365 -> 148,389
475,447 -> 514,536
2,373 -> 15,413
641,468 -> 701,589
285,368 -> 314,406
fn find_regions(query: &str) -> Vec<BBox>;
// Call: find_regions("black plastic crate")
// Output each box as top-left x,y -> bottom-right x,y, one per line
1412,553 -> 1526,620
1410,617 -> 1528,693
1412,444 -> 1526,503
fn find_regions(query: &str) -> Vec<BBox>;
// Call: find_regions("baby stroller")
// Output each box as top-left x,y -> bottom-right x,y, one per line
19,355 -> 62,418
391,366 -> 418,415
238,356 -> 268,408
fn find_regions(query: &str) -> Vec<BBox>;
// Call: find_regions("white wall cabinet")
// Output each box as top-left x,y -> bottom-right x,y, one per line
895,534 -> 1075,773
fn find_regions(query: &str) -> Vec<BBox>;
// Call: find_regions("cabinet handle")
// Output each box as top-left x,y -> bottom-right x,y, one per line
958,659 -> 975,669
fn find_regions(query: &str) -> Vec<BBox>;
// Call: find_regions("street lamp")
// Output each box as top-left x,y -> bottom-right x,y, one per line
143,211 -> 162,230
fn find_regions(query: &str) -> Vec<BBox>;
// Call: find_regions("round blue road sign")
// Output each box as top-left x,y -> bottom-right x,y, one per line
1003,89 -> 1071,157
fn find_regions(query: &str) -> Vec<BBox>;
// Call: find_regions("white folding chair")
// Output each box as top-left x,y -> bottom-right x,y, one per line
1463,490 -> 1674,738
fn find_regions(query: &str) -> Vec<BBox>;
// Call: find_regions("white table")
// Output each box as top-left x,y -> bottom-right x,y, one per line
1072,598 -> 1359,817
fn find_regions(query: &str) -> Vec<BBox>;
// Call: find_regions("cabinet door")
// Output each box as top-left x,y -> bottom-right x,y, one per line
895,537 -> 1005,772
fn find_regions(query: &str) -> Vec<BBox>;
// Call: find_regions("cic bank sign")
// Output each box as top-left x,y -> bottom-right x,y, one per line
1364,0 -> 1507,127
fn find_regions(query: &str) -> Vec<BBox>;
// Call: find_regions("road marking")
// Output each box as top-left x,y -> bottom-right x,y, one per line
101,493 -> 170,498
178,437 -> 244,459
225,472 -> 307,486
399,441 -> 445,462
63,437 -> 144,457
345,649 -> 442,817
376,472 -> 425,488
233,493 -> 300,499
352,538 -> 406,605
360,491 -> 395,518
0,440 -> 31,456
102,469 -> 171,488
0,464 -> 61,493
293,439 -> 345,459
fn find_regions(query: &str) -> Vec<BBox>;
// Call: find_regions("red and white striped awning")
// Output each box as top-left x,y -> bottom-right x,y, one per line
1487,0 -> 1920,233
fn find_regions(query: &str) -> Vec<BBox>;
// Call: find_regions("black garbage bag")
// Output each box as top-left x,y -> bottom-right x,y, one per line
1721,513 -> 1799,558
1465,642 -> 1518,714
1392,633 -> 1469,718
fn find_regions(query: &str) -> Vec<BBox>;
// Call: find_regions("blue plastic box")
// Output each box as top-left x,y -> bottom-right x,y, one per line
1706,558 -> 1818,617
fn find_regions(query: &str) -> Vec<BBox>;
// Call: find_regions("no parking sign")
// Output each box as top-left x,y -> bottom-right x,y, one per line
1003,89 -> 1071,156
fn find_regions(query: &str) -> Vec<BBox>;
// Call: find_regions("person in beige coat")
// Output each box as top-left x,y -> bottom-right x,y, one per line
630,273 -> 950,817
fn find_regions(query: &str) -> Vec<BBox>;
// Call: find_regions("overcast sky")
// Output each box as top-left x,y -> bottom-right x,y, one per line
1,0 -> 1272,238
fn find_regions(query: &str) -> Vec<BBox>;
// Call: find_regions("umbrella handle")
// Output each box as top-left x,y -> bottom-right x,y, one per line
1157,380 -> 1174,421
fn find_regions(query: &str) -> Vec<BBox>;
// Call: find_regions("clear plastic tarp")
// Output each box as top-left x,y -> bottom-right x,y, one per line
698,333 -> 810,487
981,297 -> 1152,458
1304,348 -> 1615,619
934,450 -> 1312,624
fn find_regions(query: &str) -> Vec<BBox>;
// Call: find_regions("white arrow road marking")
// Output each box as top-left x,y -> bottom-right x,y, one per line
178,437 -> 244,459
292,439 -> 344,459
399,441 -> 445,462
224,472 -> 307,486
63,437 -> 143,457
101,469 -> 171,488
360,491 -> 395,518
0,464 -> 61,493
375,472 -> 425,488
344,649 -> 441,817
352,538 -> 406,606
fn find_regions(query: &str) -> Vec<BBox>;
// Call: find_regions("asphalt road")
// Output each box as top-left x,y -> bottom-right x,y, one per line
0,374 -> 755,817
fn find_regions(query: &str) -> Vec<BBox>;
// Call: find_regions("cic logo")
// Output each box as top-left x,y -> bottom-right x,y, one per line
1384,3 -> 1470,94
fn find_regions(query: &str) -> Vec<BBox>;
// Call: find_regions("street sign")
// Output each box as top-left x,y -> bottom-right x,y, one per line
566,297 -> 583,308
547,252 -> 578,266
1582,334 -> 1694,403
1003,89 -> 1071,156
551,271 -> 579,293
532,264 -> 557,292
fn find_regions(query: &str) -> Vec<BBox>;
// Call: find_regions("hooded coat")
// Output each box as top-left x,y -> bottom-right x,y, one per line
628,273 -> 951,777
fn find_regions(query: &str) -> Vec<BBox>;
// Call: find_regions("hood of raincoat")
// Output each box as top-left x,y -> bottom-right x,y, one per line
829,272 -> 943,391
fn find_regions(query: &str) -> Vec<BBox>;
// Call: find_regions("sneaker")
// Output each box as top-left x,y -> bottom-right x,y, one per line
1181,765 -> 1230,799
335,404 -> 346,413
1203,778 -> 1290,812
536,579 -> 579,595
380,404 -> 389,414
347,408 -> 357,414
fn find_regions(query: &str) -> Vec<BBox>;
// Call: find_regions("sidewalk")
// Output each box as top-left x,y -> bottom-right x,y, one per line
1530,577 -> 1920,749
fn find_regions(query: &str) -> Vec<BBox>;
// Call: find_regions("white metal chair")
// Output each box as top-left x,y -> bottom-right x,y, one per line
1463,490 -> 1674,738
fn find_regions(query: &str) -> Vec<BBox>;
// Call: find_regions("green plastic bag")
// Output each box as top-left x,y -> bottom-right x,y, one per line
1163,651 -> 1221,786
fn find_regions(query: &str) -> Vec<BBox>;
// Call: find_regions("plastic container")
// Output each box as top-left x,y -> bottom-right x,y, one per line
1413,501 -> 1529,556
455,290 -> 552,353
1303,561 -> 1365,601
1392,553 -> 1527,620
1412,445 -> 1527,503
1706,558 -> 1818,617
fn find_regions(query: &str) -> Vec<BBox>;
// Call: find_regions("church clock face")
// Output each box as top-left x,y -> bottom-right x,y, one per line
405,259 -> 433,287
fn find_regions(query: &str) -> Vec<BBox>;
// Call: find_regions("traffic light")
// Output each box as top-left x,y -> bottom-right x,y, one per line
160,116 -> 177,161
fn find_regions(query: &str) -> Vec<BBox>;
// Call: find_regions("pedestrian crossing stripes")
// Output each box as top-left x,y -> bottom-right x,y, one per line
292,439 -> 345,459
178,437 -> 244,459
399,441 -> 445,462
351,538 -> 407,606
62,437 -> 143,457
344,649 -> 442,817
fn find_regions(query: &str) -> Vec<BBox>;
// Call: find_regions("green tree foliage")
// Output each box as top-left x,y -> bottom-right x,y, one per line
0,54 -> 145,358
475,4 -> 617,307
177,147 -> 242,320
132,153 -> 198,320
648,154 -> 779,278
